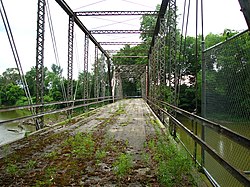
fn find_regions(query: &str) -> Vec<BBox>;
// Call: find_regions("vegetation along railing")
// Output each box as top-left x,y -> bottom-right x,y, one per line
146,97 -> 250,187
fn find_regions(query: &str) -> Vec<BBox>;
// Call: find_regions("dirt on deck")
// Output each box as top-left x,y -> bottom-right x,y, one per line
0,99 -> 206,186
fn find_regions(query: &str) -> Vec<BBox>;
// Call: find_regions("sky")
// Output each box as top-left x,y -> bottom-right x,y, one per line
0,0 -> 248,78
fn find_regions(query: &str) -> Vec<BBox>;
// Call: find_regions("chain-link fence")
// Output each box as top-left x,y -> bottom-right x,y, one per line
204,30 -> 250,136
202,30 -> 250,186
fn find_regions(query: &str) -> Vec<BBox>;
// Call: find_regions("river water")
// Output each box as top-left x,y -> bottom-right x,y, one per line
177,115 -> 250,187
0,110 -> 35,146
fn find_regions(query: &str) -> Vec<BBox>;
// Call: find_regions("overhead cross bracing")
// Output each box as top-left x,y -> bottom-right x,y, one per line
114,64 -> 146,79
90,30 -> 153,34
100,42 -> 143,45
75,11 -> 159,16
106,49 -> 147,53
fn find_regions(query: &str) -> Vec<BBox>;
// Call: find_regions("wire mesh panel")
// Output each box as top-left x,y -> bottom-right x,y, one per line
204,30 -> 250,134
203,30 -> 250,186
204,126 -> 250,187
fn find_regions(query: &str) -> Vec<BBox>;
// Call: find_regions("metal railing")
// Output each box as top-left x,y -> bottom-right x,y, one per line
146,97 -> 250,187
0,96 -> 115,126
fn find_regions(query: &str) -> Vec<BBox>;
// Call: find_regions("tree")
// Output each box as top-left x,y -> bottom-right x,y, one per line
2,83 -> 24,105
25,67 -> 36,97
47,64 -> 65,101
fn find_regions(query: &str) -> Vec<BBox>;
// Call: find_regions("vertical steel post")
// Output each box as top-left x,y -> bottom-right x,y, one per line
158,17 -> 167,99
35,0 -> 46,130
146,65 -> 149,99
159,18 -> 166,85
83,34 -> 89,102
100,54 -> 106,99
148,54 -> 153,99
94,46 -> 99,100
107,58 -> 113,102
67,16 -> 74,116
201,38 -> 206,167
167,0 -> 177,137
151,45 -> 157,100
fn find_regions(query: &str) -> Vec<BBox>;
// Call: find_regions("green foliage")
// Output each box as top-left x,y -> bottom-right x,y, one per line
25,160 -> 37,170
148,137 -> 194,186
95,150 -> 107,162
140,4 -> 160,42
44,151 -> 58,160
6,163 -> 19,175
35,166 -> 56,186
64,132 -> 95,158
113,153 -> 133,177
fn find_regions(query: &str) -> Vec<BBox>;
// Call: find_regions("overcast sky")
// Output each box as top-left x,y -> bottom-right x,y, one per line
0,0 -> 247,78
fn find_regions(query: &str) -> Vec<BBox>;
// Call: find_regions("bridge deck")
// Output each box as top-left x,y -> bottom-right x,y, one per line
0,99 -> 206,186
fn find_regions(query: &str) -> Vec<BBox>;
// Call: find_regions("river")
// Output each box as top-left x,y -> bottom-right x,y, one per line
177,115 -> 250,187
0,110 -> 35,146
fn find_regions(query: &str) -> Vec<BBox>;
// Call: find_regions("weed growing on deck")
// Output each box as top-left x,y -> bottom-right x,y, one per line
44,150 -> 58,160
147,118 -> 196,186
35,166 -> 57,186
25,160 -> 37,171
113,153 -> 133,177
95,150 -> 107,162
6,163 -> 18,175
64,132 -> 95,158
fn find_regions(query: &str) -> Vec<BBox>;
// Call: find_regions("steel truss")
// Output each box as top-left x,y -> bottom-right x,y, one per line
158,18 -> 167,88
114,64 -> 146,80
35,0 -> 46,130
83,34 -> 89,101
112,67 -> 122,100
166,0 -> 178,136
100,42 -> 143,45
99,54 -> 106,98
167,0 -> 178,107
112,56 -> 147,58
67,16 -> 74,115
238,0 -> 250,30
106,49 -> 147,53
94,46 -> 100,99
75,11 -> 159,16
90,30 -> 153,34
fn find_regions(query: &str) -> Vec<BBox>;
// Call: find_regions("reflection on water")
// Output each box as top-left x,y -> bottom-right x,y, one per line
0,110 -> 35,146
176,115 -> 250,187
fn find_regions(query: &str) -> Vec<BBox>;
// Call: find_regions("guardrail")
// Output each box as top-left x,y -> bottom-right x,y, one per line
146,97 -> 250,187
0,96 -> 115,126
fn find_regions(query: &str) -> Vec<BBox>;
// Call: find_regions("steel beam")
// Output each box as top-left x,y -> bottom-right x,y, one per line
158,18 -> 166,88
166,0 -> 178,137
238,0 -> 250,30
35,0 -> 46,130
90,30 -> 153,34
112,56 -> 147,58
55,0 -> 109,58
100,42 -> 143,45
107,58 -> 113,101
94,45 -> 99,99
149,0 -> 169,55
99,54 -> 106,98
167,0 -> 178,106
106,49 -> 147,53
83,34 -> 89,100
67,16 -> 74,114
75,11 -> 159,16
